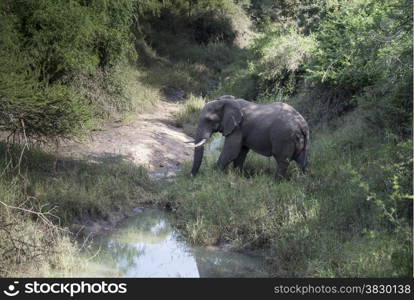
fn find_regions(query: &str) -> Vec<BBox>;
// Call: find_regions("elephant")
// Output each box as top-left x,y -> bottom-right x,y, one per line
189,95 -> 309,179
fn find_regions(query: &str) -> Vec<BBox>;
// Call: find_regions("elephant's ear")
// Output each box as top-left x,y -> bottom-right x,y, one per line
222,100 -> 243,136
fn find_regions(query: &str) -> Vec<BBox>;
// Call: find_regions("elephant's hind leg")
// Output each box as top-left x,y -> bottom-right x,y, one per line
274,157 -> 290,179
272,140 -> 295,180
294,150 -> 308,173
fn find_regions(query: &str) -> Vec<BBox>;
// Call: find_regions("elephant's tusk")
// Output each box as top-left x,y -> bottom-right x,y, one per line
194,139 -> 207,147
184,139 -> 207,148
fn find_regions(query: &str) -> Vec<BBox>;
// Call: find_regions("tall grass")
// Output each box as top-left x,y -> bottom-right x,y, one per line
122,67 -> 161,116
173,95 -> 207,137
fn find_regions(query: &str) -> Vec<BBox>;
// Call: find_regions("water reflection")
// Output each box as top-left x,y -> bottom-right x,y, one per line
193,247 -> 268,277
80,209 -> 268,278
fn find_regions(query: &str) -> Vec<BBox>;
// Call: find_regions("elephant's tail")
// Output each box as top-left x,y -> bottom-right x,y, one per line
294,127 -> 309,173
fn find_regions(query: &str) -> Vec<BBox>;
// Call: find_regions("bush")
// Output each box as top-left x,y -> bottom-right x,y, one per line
4,0 -> 137,80
0,12 -> 92,139
215,26 -> 316,101
306,0 -> 400,89
0,84 -> 92,140
253,27 -> 316,97
248,0 -> 332,33
304,0 -> 412,134
70,65 -> 161,121
0,0 -> 141,139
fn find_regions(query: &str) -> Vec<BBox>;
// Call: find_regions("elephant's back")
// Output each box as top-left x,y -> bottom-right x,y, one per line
268,102 -> 309,154
266,102 -> 309,149
266,102 -> 307,128
240,100 -> 308,131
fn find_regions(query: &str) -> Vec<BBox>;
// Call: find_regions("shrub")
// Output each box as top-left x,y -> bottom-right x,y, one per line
216,26 -> 316,101
4,0 -> 138,80
284,0 -> 413,135
0,78 -> 92,140
0,0 -> 141,139
305,0 -> 412,97
248,0 -> 332,33
253,27 -> 316,97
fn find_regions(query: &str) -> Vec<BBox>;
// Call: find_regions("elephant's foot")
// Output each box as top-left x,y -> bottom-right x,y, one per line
275,161 -> 289,180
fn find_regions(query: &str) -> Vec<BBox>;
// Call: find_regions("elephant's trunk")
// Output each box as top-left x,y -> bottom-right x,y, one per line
190,127 -> 211,176
191,144 -> 205,176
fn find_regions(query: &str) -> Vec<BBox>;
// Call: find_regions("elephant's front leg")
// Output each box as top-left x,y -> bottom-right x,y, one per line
233,147 -> 249,171
217,131 -> 243,170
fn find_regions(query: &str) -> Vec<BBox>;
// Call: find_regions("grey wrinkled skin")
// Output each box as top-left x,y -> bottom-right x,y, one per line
191,95 -> 310,179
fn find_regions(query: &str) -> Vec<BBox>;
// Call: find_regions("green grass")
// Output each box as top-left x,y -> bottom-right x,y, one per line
122,66 -> 162,115
141,60 -> 215,97
173,94 -> 207,137
0,176 -> 84,276
162,112 -> 413,277
0,143 -> 159,276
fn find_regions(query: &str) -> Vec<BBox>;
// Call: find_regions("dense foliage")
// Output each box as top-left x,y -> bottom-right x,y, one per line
304,0 -> 412,133
0,0 -> 138,139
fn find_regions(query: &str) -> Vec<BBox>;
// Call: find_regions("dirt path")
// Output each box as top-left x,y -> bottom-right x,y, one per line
59,100 -> 194,179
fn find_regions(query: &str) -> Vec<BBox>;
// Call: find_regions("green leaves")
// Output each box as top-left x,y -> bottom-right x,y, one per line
0,0 -> 140,139
305,0 -> 412,91
253,27 -> 316,97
